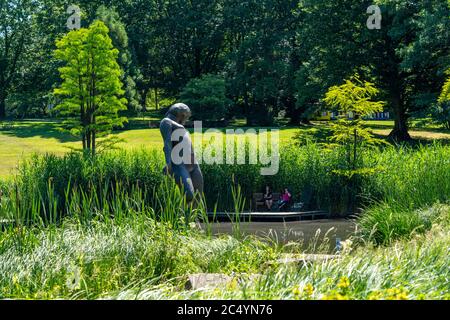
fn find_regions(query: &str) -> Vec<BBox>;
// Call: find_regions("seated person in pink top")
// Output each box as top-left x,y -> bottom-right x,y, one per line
278,188 -> 292,211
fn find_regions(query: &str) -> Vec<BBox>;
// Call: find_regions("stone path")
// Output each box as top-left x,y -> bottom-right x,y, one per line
186,254 -> 339,290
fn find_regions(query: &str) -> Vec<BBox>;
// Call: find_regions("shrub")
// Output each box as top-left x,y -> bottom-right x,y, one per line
180,74 -> 230,122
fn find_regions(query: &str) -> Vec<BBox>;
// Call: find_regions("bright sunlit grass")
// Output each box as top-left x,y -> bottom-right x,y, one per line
1,119 -> 449,177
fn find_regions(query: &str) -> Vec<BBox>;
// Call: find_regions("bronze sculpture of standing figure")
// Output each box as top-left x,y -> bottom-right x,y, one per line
160,103 -> 204,202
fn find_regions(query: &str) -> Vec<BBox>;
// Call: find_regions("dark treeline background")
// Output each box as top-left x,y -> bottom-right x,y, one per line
1,0 -> 449,140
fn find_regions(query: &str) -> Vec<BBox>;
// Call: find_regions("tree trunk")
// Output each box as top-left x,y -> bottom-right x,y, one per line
286,97 -> 300,125
390,113 -> 411,142
380,24 -> 411,143
86,129 -> 91,153
388,96 -> 411,142
243,91 -> 250,126
288,105 -> 310,126
0,93 -> 6,119
141,88 -> 148,112
82,133 -> 87,150
154,88 -> 159,110
91,131 -> 96,156
288,112 -> 300,125
286,37 -> 301,126
194,47 -> 201,77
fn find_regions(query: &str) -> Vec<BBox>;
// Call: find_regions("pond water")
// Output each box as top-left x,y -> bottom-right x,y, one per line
201,219 -> 357,251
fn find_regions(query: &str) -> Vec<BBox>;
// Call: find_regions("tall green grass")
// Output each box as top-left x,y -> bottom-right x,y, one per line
1,143 -> 449,223
0,216 -> 278,299
362,144 -> 450,209
0,177 -> 207,231
358,203 -> 450,245
1,205 -> 447,300
132,217 -> 449,300
358,144 -> 450,243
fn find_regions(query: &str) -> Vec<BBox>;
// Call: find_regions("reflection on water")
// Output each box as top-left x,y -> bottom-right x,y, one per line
201,219 -> 357,252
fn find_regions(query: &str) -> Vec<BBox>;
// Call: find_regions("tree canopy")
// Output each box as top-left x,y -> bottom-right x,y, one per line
1,0 -> 449,141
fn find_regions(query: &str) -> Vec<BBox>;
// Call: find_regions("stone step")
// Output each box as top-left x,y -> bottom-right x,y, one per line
270,254 -> 339,267
185,273 -> 262,290
185,273 -> 233,290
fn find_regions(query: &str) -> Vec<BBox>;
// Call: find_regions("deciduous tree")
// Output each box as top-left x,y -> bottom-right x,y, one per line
54,21 -> 127,155
0,0 -> 35,118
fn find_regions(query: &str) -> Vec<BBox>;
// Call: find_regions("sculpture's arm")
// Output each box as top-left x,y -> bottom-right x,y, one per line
160,119 -> 173,168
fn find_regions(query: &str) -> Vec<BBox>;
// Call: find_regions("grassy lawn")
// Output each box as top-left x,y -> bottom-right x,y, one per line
1,119 -> 449,177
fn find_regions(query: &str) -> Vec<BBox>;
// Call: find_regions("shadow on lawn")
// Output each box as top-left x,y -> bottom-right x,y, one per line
369,122 -> 450,134
371,133 -> 450,147
292,123 -> 450,147
0,120 -> 79,143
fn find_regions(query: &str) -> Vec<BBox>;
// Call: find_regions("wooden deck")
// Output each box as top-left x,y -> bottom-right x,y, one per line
206,210 -> 330,222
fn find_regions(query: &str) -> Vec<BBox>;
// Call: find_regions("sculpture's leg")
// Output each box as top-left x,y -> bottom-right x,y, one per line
172,164 -> 196,202
189,165 -> 204,208
190,165 -> 204,195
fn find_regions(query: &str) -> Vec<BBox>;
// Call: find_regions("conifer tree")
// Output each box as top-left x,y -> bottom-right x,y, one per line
54,21 -> 127,155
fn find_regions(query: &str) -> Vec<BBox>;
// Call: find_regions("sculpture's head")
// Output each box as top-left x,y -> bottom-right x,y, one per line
167,103 -> 191,125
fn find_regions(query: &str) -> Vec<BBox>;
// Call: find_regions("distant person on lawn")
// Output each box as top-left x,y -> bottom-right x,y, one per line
278,188 -> 292,211
263,185 -> 273,211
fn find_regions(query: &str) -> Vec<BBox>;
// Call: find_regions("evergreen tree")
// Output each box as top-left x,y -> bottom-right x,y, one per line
323,75 -> 386,212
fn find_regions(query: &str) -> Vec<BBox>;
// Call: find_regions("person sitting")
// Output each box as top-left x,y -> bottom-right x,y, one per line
278,188 -> 292,211
263,185 -> 273,211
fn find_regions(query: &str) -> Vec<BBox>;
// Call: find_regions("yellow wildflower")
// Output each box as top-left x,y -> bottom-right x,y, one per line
322,291 -> 350,300
304,283 -> 314,297
337,276 -> 350,290
369,287 -> 409,300
368,291 -> 383,300
292,286 -> 301,299
12,275 -> 19,285
226,277 -> 238,290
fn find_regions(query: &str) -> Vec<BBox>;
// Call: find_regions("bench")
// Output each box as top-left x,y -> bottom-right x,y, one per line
252,192 -> 280,211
